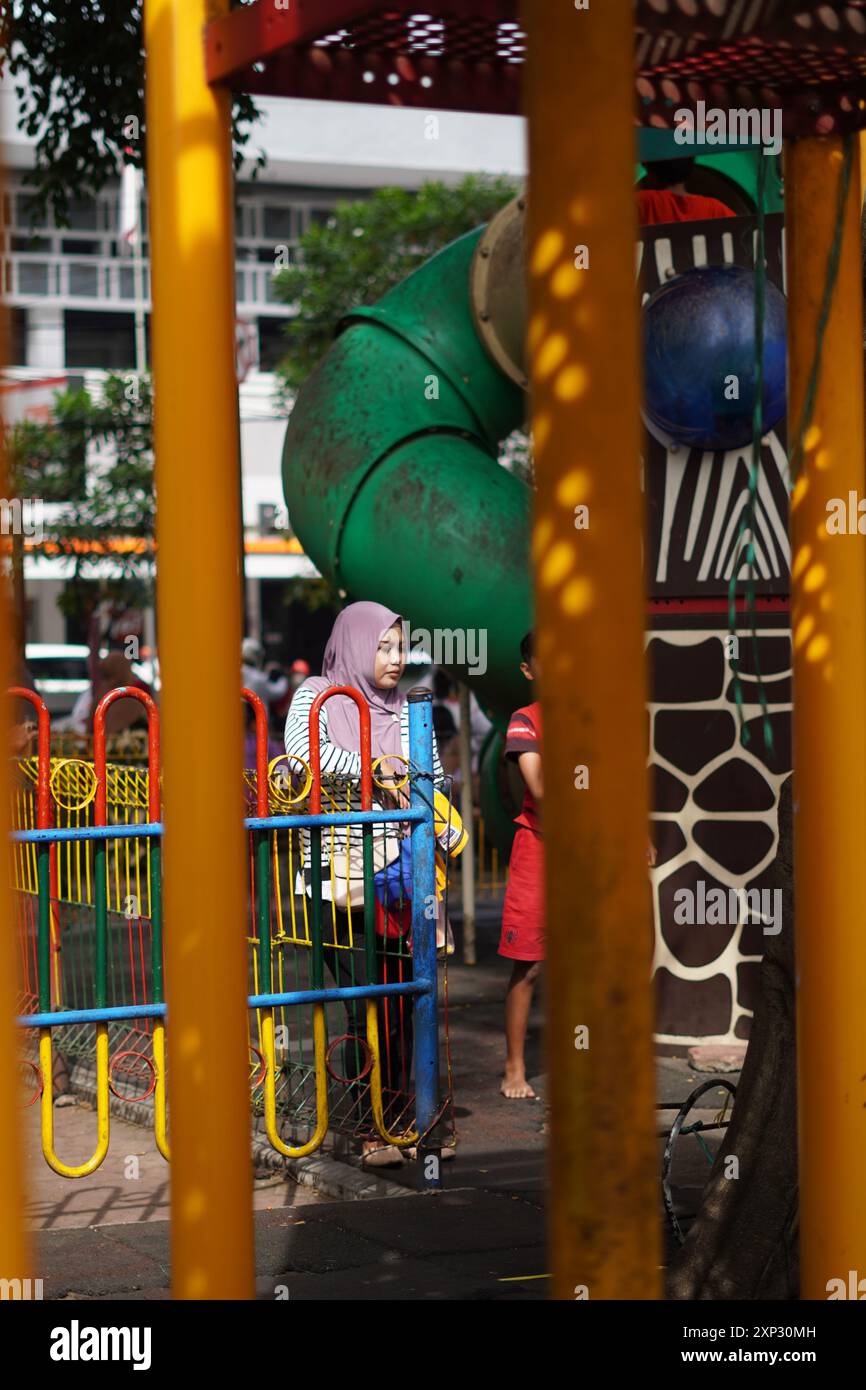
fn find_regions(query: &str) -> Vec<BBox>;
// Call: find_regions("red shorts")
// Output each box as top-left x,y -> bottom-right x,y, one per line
498,825 -> 545,961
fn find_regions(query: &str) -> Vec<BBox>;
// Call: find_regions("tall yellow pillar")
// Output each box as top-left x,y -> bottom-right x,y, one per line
0,176 -> 32,1292
523,1 -> 660,1298
786,135 -> 866,1298
144,0 -> 254,1298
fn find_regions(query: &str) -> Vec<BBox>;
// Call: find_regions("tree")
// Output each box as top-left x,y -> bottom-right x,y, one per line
273,176 -> 519,392
0,0 -> 263,226
6,375 -> 156,632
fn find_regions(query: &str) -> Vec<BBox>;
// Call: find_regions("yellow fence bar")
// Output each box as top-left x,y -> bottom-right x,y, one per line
145,0 -> 254,1299
366,1001 -> 418,1148
153,1021 -> 170,1161
261,1006 -> 329,1159
786,134 -> 866,1298
523,0 -> 661,1299
39,1025 -> 110,1178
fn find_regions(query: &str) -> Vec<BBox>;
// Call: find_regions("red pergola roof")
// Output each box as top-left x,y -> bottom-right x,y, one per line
206,1 -> 866,134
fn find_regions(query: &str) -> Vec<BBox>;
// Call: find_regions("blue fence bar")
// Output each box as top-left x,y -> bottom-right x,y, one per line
18,1003 -> 168,1028
408,687 -> 441,1188
18,979 -> 428,1030
12,806 -> 426,845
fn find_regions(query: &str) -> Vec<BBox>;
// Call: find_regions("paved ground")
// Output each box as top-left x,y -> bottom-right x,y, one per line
26,897 -> 741,1298
23,1104 -> 327,1232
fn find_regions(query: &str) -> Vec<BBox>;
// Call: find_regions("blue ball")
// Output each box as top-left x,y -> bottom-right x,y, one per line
643,265 -> 787,452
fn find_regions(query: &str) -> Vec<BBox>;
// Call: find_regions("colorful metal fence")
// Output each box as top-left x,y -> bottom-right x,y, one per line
10,682 -> 447,1185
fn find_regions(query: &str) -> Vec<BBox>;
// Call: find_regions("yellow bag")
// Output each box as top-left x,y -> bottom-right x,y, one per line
433,790 -> 468,858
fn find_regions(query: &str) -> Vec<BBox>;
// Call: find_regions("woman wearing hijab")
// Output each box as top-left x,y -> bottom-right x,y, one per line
283,602 -> 444,1167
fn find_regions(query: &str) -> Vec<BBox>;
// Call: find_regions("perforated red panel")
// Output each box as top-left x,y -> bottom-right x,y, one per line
206,0 -> 866,132
637,4 -> 866,137
310,10 -> 526,64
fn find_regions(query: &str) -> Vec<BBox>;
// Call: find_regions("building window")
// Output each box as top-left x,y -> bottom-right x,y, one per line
10,308 -> 27,366
14,193 -> 47,231
257,317 -> 288,372
61,238 -> 100,256
65,310 -> 136,369
11,234 -> 51,253
18,262 -> 51,296
65,198 -> 99,232
68,263 -> 101,298
263,205 -> 295,241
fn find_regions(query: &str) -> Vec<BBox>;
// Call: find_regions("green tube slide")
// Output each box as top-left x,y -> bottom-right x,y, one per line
281,226 -> 532,725
281,153 -> 768,849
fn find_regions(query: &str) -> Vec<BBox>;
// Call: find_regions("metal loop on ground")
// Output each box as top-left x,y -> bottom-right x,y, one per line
325,1033 -> 374,1085
108,1050 -> 157,1102
661,1077 -> 737,1246
19,1058 -> 43,1106
249,1045 -> 266,1088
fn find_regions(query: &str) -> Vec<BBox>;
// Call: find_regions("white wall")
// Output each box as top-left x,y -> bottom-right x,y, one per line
244,97 -> 526,188
2,75 -> 526,189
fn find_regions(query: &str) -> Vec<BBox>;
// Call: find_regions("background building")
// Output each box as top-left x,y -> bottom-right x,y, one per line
1,82 -> 524,656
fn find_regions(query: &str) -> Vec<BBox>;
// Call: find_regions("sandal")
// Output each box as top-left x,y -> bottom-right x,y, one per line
405,1141 -> 456,1162
360,1143 -> 406,1168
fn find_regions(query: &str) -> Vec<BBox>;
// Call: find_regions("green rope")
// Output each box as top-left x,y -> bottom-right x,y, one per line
727,150 -> 771,752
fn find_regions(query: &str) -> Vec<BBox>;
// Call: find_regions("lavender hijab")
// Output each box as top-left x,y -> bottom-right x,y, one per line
304,602 -> 405,758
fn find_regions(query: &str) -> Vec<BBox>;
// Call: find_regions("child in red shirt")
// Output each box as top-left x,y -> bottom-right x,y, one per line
636,156 -> 736,227
499,632 -> 544,1099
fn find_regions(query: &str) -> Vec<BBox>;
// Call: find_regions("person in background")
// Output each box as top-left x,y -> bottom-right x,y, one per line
62,651 -> 154,737
242,637 -> 289,762
241,637 -> 289,708
10,722 -> 37,757
499,632 -> 544,1100
431,669 -> 492,771
289,657 -> 310,689
9,655 -> 38,755
272,657 -> 311,734
431,685 -> 460,786
637,156 -> 736,227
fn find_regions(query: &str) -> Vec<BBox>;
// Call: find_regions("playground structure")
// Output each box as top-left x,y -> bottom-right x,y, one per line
282,174 -> 794,1050
2,0 -> 866,1302
9,683 -> 446,1178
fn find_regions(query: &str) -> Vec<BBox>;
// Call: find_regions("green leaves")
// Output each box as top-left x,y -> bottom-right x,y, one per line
6,374 -> 155,615
273,175 -> 518,392
0,0 -> 262,226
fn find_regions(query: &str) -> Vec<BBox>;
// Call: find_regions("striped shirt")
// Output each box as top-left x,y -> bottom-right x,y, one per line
283,684 -> 444,894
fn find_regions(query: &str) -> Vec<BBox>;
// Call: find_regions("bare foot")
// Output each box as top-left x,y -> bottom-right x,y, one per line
500,1066 -> 536,1099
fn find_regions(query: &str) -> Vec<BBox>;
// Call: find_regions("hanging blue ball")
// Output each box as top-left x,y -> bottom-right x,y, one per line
643,265 -> 787,452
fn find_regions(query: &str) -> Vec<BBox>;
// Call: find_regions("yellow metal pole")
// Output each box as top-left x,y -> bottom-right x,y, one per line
786,135 -> 866,1299
523,0 -> 660,1299
0,168 -> 32,1294
144,0 -> 254,1298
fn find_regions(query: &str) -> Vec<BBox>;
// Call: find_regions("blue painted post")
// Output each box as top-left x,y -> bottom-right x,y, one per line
407,687 -> 441,1190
